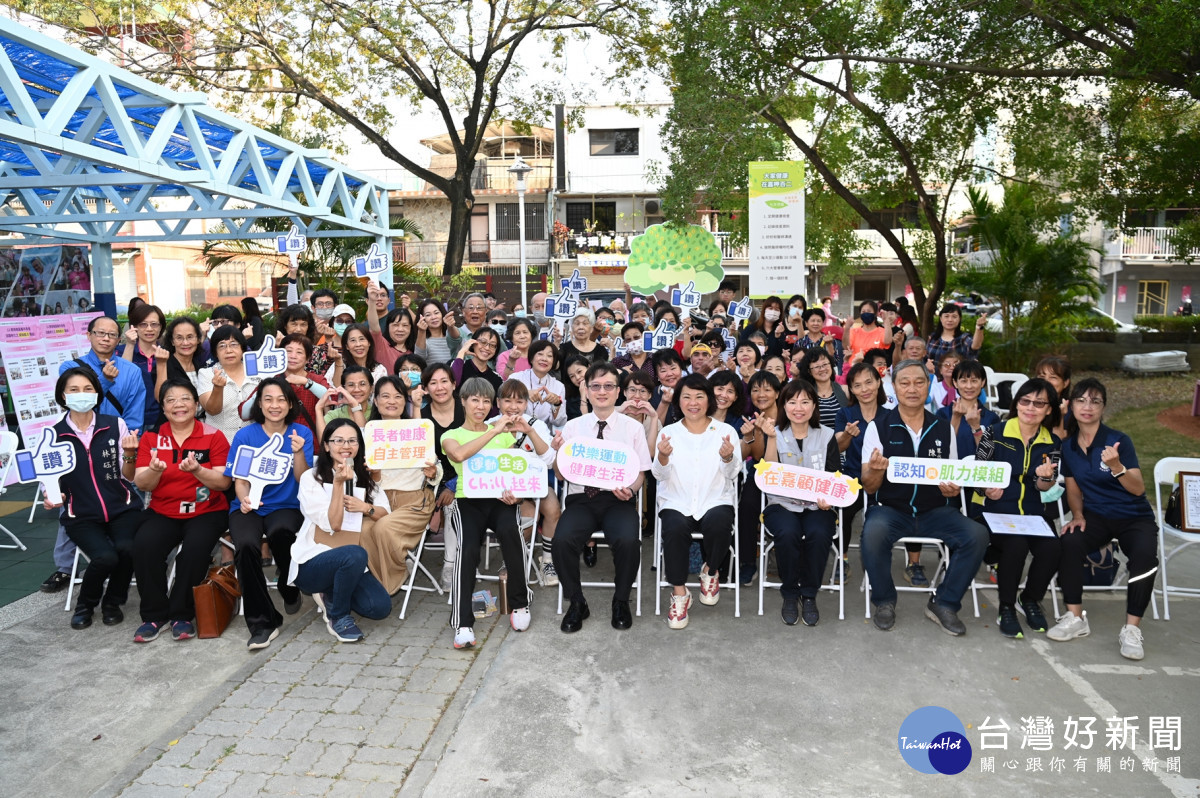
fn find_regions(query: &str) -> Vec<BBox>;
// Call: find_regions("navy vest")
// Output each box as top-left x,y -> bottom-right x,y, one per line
53,413 -> 142,524
873,407 -> 953,516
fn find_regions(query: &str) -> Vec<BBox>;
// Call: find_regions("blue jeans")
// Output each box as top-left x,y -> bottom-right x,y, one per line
763,504 -> 836,600
293,546 -> 391,623
54,524 -> 77,572
860,504 -> 987,612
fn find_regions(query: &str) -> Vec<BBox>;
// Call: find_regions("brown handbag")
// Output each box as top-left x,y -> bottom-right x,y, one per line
193,563 -> 242,639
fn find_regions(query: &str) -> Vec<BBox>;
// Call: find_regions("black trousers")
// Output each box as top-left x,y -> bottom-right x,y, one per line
229,508 -> 303,635
452,498 -> 529,629
553,491 -> 640,603
660,507 -> 734,586
65,509 -> 144,609
134,509 -> 228,623
991,528 -> 1061,606
1058,512 -> 1159,617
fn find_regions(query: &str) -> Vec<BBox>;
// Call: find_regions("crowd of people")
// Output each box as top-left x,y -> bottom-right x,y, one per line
35,277 -> 1160,661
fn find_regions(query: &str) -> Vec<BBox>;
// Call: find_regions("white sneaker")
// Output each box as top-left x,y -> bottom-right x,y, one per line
541,558 -> 559,587
453,627 -> 475,649
510,607 -> 531,632
698,568 -> 720,606
667,591 -> 692,630
1118,624 -> 1144,660
1046,611 -> 1090,642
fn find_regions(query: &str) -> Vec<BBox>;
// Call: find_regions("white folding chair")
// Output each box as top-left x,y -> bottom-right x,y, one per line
969,503 -> 1063,620
652,488 -> 740,619
1153,457 -> 1200,620
398,525 -> 446,620
481,498 -> 543,587
985,371 -> 1028,414
555,484 -> 643,616
755,493 -> 844,620
0,432 -> 28,550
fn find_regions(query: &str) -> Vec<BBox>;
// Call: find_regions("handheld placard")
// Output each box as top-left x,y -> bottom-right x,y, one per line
14,427 -> 75,505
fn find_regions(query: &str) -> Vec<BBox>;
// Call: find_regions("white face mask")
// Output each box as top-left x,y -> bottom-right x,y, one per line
65,393 -> 98,412
764,309 -> 780,322
789,306 -> 802,317
756,345 -> 767,355
625,339 -> 644,355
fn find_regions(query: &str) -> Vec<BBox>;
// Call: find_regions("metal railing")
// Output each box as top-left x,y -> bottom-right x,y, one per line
1113,227 -> 1200,260
395,239 -> 549,266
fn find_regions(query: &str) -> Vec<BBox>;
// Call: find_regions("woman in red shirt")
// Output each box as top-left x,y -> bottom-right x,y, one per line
131,379 -> 233,642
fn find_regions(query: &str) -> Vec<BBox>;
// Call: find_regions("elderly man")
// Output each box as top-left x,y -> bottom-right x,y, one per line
458,292 -> 507,357
530,292 -> 551,336
41,316 -> 148,595
859,359 -> 988,636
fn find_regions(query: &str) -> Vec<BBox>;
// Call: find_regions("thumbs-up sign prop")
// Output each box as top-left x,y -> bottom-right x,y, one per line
560,268 -> 588,296
544,287 -> 578,321
727,297 -> 753,324
353,243 -> 390,279
14,427 -> 75,505
720,328 -> 738,360
643,319 -> 678,353
275,224 -> 307,270
671,280 -> 702,311
230,432 -> 292,510
244,336 -> 287,378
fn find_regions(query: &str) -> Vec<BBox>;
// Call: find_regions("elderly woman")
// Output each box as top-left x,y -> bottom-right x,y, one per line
132,379 -> 232,642
51,367 -> 144,630
198,326 -> 261,443
1048,378 -> 1159,661
652,375 -> 741,629
557,306 -> 608,382
441,378 -> 532,649
290,419 -> 393,643
511,340 -> 568,430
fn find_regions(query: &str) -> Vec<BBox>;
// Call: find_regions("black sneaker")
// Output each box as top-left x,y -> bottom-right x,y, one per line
801,597 -> 819,627
284,595 -> 303,615
904,563 -> 930,587
872,602 -> 896,631
1019,599 -> 1048,633
40,571 -> 70,593
583,543 -> 598,568
997,603 -> 1024,639
247,628 -> 280,650
924,598 -> 966,636
781,598 -> 799,626
739,562 -> 757,586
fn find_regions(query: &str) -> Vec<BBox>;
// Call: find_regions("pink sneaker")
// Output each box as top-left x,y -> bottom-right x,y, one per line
698,568 -> 720,606
667,591 -> 693,630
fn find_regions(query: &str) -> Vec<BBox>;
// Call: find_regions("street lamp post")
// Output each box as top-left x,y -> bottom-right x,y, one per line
508,155 -> 534,312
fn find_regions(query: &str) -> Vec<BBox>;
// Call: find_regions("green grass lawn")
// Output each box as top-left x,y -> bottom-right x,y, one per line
1107,401 -> 1200,508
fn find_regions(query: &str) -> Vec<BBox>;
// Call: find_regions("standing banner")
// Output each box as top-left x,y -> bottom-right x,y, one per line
748,161 -> 805,299
0,245 -> 93,317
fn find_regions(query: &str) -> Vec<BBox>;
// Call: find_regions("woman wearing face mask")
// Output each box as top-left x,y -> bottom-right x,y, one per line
558,308 -> 608,383
358,377 -> 442,595
847,300 -> 889,365
315,365 -> 374,439
395,353 -> 428,417
738,370 -> 782,585
414,299 -> 457,366
497,318 -> 538,380
973,378 -> 1062,640
290,419 -> 392,643
778,294 -> 808,350
611,321 -> 652,376
156,316 -> 207,409
742,295 -> 785,356
328,323 -> 386,386
511,340 -> 567,429
276,304 -> 330,376
760,379 -> 841,626
486,309 -> 510,345
198,326 -> 262,442
49,367 -> 144,631
927,303 -> 985,363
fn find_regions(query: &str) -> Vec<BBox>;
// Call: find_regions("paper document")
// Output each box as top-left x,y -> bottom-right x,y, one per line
982,512 -> 1055,538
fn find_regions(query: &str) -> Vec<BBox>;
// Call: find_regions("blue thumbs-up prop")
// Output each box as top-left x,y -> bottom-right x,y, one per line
275,224 -> 307,269
543,287 -> 578,321
353,243 -> 390,279
671,280 -> 702,310
231,432 -> 292,509
720,327 -> 738,359
560,268 -> 588,296
727,296 -> 753,324
244,337 -> 287,378
14,427 -> 76,505
643,319 -> 678,353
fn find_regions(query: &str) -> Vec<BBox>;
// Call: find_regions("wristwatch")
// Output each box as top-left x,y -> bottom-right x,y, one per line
368,506 -> 376,517
351,404 -> 363,412
1112,467 -> 1127,478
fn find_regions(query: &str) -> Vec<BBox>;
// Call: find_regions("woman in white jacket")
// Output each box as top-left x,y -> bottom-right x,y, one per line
651,374 -> 741,630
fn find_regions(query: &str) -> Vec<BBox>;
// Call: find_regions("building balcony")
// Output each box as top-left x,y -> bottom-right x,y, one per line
370,157 -> 554,197
1105,227 -> 1200,261
394,239 -> 550,266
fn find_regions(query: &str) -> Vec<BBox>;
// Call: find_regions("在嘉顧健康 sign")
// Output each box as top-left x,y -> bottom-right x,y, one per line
555,438 -> 638,491
753,461 -> 860,507
462,450 -> 548,499
887,457 -> 1011,489
363,419 -> 435,470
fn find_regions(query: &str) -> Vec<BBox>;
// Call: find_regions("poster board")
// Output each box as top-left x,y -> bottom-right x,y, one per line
1177,471 -> 1200,532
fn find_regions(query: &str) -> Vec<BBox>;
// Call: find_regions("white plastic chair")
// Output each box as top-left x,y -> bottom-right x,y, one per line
652,487 -> 740,619
555,484 -> 643,617
756,492 -> 844,620
0,431 -> 28,551
397,525 -> 446,620
1153,457 -> 1200,620
985,371 -> 1028,413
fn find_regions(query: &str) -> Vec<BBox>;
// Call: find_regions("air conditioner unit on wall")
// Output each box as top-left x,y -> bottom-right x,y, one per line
644,198 -> 662,216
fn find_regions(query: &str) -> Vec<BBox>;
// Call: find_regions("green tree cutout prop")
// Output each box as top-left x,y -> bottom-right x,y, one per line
624,224 -> 725,294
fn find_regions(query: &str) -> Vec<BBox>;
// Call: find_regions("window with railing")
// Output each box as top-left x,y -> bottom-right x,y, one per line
588,128 -> 639,156
496,203 -> 546,240
215,264 -> 247,297
188,273 -> 207,307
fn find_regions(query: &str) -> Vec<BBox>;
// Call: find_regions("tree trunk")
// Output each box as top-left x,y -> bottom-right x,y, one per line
441,175 -> 474,277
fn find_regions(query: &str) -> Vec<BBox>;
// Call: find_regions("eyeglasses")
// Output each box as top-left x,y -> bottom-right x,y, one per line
1016,398 -> 1049,409
137,322 -> 161,331
90,330 -> 119,339
327,438 -> 360,447
1073,396 -> 1105,407
588,383 -> 619,392
216,341 -> 242,351
210,318 -> 234,327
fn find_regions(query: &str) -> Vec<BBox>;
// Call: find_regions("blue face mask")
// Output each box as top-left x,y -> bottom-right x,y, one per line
404,371 -> 421,387
65,393 -> 98,413
514,310 -> 527,318
490,323 -> 507,336
334,322 -> 349,337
